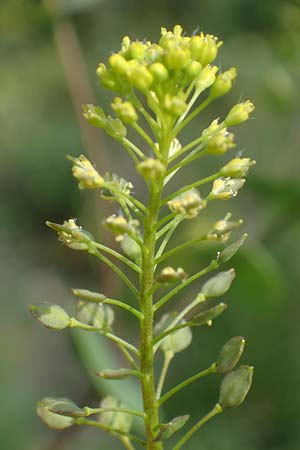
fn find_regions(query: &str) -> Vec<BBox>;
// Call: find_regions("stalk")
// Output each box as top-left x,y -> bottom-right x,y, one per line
139,130 -> 171,450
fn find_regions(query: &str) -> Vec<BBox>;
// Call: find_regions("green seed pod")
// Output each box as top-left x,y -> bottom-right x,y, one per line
71,288 -> 106,303
37,398 -> 75,429
120,234 -> 142,262
157,313 -> 192,354
47,398 -> 86,418
191,302 -> 228,326
76,301 -> 114,331
225,100 -> 255,126
210,68 -> 237,99
99,396 -> 133,433
218,234 -> 248,264
105,116 -> 127,141
219,365 -> 254,408
82,104 -> 107,128
216,336 -> 245,374
95,368 -> 136,380
201,269 -> 235,298
154,415 -> 190,441
30,303 -> 70,330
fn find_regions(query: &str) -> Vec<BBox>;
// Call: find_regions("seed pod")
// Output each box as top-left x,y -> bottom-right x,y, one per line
218,234 -> 248,263
154,415 -> 190,441
120,234 -> 142,262
72,288 -> 106,303
219,365 -> 253,408
82,104 -> 107,128
191,302 -> 227,326
99,396 -> 133,433
30,303 -> 70,330
76,301 -> 114,331
37,398 -> 74,429
48,398 -> 86,418
95,368 -> 136,380
216,336 -> 245,374
201,269 -> 235,298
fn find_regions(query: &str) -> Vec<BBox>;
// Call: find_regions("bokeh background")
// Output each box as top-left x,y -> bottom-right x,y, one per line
1,0 -> 300,449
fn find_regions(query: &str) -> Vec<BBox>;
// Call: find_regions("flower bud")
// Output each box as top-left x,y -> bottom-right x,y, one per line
201,269 -> 235,298
67,154 -> 104,190
105,116 -> 127,140
218,233 -> 248,263
156,267 -> 187,284
144,44 -> 164,64
210,68 -> 237,99
220,158 -> 256,178
129,41 -> 146,60
108,53 -> 128,76
168,188 -> 206,219
37,398 -> 74,429
31,303 -> 70,330
189,33 -> 221,65
191,302 -> 227,326
111,97 -> 138,124
154,415 -> 190,441
83,104 -> 107,128
225,100 -> 255,126
163,94 -> 187,117
76,301 -> 114,331
164,45 -> 191,70
185,60 -> 202,79
216,336 -> 245,374
95,368 -> 136,380
195,65 -> 218,92
149,62 -> 169,82
210,177 -> 246,200
120,234 -> 142,262
96,63 -> 119,91
99,396 -> 133,433
219,365 -> 253,408
72,288 -> 106,303
127,64 -> 153,92
136,158 -> 165,181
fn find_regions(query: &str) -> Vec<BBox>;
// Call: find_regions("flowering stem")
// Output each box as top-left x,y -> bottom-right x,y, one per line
156,351 -> 174,400
155,236 -> 206,264
173,96 -> 212,136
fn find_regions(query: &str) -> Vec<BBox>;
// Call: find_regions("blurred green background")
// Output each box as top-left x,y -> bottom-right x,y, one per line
1,0 -> 300,449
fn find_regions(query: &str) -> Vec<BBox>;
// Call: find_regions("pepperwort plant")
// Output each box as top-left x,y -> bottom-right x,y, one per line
31,25 -> 255,450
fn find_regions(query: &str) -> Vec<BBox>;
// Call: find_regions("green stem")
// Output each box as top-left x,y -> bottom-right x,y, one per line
93,242 -> 141,273
132,122 -> 159,157
69,318 -> 139,356
155,236 -> 206,264
161,172 -> 220,205
106,184 -> 146,213
122,138 -> 146,161
139,129 -> 172,450
84,406 -> 146,419
173,96 -> 212,137
154,260 -> 219,312
74,418 -> 146,447
159,364 -> 217,407
155,216 -> 183,261
90,248 -> 139,299
117,343 -> 140,371
172,403 -> 223,450
101,298 -> 142,320
156,351 -> 173,400
121,436 -> 136,450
